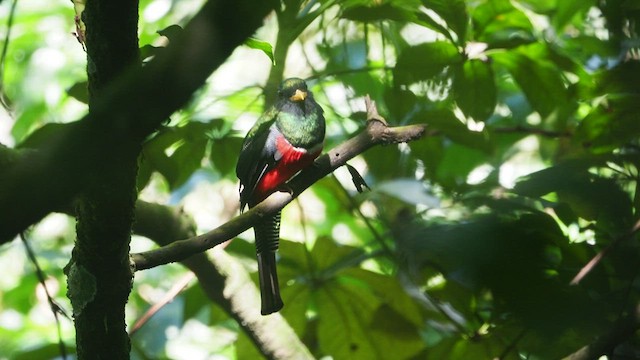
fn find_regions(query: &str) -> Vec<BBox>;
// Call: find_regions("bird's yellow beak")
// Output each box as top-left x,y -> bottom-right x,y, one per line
289,89 -> 307,102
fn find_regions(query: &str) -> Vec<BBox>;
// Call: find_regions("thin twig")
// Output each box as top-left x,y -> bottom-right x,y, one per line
129,272 -> 195,336
330,174 -> 389,254
20,233 -> 68,360
497,329 -> 528,359
0,0 -> 19,110
570,218 -> 640,285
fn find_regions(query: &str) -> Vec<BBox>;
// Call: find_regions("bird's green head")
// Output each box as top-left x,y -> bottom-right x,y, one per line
278,78 -> 309,103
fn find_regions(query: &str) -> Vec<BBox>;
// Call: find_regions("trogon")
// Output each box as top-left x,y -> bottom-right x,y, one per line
236,78 -> 325,315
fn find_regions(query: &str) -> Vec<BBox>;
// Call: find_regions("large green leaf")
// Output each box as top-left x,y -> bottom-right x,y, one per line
517,0 -> 557,13
434,143 -> 488,189
453,59 -> 497,121
383,86 -> 418,121
209,134 -> 244,176
472,0 -> 535,48
315,277 -> 423,359
277,239 -> 424,359
362,144 -> 408,180
343,268 -> 423,328
11,103 -> 48,143
514,163 -> 634,229
142,121 -> 215,189
182,284 -> 208,321
341,1 -> 416,22
553,0 -> 595,31
574,95 -> 640,153
396,213 -> 603,344
493,50 -> 569,119
394,41 -> 462,85
410,135 -> 444,180
422,0 -> 468,42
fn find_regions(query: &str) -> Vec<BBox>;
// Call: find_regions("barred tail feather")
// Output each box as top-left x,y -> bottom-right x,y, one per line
254,211 -> 284,315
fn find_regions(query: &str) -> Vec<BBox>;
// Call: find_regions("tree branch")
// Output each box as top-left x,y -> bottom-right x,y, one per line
0,0 -> 276,244
131,96 -> 427,270
564,304 -> 640,360
132,201 -> 313,359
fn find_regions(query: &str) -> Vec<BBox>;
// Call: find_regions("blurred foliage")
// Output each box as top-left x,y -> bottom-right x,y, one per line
1,0 -> 640,359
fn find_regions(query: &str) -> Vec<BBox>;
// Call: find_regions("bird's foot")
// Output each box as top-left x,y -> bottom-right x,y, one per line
275,183 -> 294,195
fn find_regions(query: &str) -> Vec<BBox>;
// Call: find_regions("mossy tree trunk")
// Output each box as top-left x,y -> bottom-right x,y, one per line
67,1 -> 140,359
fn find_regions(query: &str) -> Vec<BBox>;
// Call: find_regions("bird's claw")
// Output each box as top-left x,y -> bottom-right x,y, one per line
276,184 -> 294,195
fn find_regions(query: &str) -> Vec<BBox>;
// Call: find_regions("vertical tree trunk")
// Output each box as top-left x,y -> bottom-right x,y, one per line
67,1 -> 140,359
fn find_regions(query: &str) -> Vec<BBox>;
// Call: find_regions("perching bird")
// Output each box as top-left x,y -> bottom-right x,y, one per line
236,78 -> 325,315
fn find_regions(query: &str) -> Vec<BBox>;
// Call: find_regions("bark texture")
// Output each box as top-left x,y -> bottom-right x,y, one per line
68,1 -> 140,358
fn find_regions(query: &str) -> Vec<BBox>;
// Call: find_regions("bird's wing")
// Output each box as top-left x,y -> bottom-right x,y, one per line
236,107 -> 282,210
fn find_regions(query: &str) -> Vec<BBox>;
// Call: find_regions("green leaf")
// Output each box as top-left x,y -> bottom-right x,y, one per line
422,0 -> 468,42
493,50 -> 569,119
2,274 -> 39,313
341,2 -> 415,22
344,268 -> 424,328
414,108 -> 492,152
414,11 -> 456,40
435,143 -> 488,189
472,0 -> 532,34
453,59 -> 497,121
394,41 -> 462,85
142,121 -> 214,189
315,280 -> 380,359
11,103 -> 47,143
182,284 -> 208,321
315,273 -> 424,359
278,240 -> 314,285
245,38 -> 275,65
512,161 -> 589,198
575,94 -> 640,153
313,237 -> 364,273
553,0 -> 594,31
277,239 -> 424,358
209,134 -> 244,175
280,283 -> 313,337
383,86 -> 418,121
375,178 -> 439,207
12,343 -> 76,360
514,164 -> 633,228
472,0 -> 535,48
517,0 -> 557,13
362,145 -> 407,180
410,136 -> 444,179
596,60 -> 640,96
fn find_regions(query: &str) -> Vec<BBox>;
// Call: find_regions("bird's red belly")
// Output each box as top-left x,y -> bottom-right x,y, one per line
255,136 -> 321,201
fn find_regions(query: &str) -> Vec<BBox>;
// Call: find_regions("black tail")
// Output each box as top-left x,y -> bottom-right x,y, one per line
254,211 -> 284,315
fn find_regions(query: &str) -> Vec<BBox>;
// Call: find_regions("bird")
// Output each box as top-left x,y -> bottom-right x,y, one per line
236,78 -> 325,315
